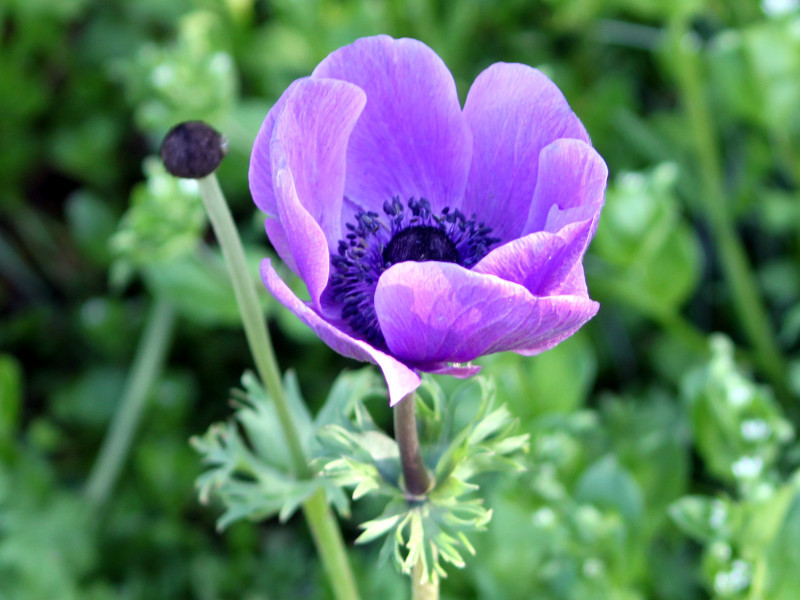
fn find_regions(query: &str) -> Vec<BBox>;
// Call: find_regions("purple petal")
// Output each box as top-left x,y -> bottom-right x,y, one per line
422,362 -> 483,378
311,35 -> 472,218
374,262 -> 599,364
264,218 -> 298,274
266,79 -> 366,309
249,79 -> 304,216
462,63 -> 590,242
271,78 -> 366,246
260,259 -> 422,406
556,262 -> 589,297
524,138 -> 607,235
270,168 -> 330,310
472,220 -> 594,297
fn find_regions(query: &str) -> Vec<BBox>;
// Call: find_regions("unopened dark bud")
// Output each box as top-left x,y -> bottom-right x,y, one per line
160,121 -> 228,178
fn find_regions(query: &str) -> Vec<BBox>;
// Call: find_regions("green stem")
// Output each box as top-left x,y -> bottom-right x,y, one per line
196,174 -> 360,600
85,297 -> 175,508
412,559 -> 439,600
748,556 -> 767,600
197,174 -> 308,476
669,22 -> 789,401
303,489 -> 359,596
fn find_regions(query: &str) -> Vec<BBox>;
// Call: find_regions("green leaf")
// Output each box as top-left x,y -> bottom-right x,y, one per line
313,368 -> 385,434
766,488 -> 800,599
575,455 -> 644,527
115,9 -> 238,135
315,374 -> 526,580
601,392 -> 691,528
592,163 -> 702,311
683,335 -> 794,494
142,245 -> 270,326
65,191 -> 118,265
110,156 -> 206,274
481,331 -> 597,419
192,371 -> 350,528
738,481 -> 797,552
669,496 -> 733,543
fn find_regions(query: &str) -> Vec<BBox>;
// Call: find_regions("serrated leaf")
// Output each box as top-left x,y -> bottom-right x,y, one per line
357,513 -> 404,545
193,371 -> 351,529
313,368 -> 383,433
314,373 -> 527,581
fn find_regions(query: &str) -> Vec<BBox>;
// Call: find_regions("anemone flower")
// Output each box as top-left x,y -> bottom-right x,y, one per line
249,35 -> 607,406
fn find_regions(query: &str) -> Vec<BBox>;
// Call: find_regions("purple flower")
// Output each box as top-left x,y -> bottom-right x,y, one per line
249,35 -> 607,405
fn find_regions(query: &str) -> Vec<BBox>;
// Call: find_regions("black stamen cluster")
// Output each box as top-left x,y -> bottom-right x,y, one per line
329,197 -> 500,347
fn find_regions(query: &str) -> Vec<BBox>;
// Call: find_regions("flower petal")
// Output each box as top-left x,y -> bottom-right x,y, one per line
374,262 -> 599,364
422,362 -> 482,378
249,79 -> 304,216
462,63 -> 590,242
524,138 -> 607,235
264,218 -> 297,274
265,79 -> 366,309
557,262 -> 589,297
270,167 -> 330,311
472,220 -> 594,297
312,35 -> 472,217
271,78 -> 366,246
261,259 -> 422,406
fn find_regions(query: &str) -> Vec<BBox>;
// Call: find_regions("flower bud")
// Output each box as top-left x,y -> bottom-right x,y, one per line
160,121 -> 227,178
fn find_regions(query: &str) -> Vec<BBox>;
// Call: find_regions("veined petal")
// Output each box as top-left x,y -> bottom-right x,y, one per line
270,168 -> 330,310
260,259 -> 422,406
472,220 -> 594,297
374,262 -> 598,364
249,79 -> 304,216
264,218 -> 298,274
271,78 -> 366,246
463,63 -> 590,242
556,261 -> 590,297
524,138 -> 607,235
311,35 -> 472,218
265,78 -> 366,309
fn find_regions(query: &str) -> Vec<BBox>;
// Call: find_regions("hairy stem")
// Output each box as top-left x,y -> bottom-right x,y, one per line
85,297 -> 175,508
197,174 -> 360,600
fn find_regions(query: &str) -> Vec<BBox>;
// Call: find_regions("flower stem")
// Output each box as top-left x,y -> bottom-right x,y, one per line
394,394 -> 439,599
196,173 -> 360,600
669,21 -> 790,402
412,559 -> 439,600
85,297 -> 175,508
197,174 -> 307,476
393,393 -> 431,496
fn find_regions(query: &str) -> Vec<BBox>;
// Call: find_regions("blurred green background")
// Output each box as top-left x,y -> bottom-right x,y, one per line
3,0 -> 800,598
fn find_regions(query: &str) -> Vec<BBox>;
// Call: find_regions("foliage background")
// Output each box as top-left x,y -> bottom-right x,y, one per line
2,0 -> 800,598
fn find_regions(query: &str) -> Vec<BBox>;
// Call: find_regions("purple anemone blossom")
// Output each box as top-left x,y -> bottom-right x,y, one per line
249,35 -> 607,406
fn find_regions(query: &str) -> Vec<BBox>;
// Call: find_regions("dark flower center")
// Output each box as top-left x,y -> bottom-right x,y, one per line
330,197 -> 499,347
382,225 -> 459,265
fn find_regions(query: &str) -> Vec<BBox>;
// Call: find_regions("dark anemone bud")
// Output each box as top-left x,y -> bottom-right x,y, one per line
160,121 -> 228,178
